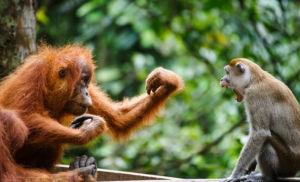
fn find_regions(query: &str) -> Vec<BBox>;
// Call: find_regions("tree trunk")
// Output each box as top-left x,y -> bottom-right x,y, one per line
0,0 -> 36,78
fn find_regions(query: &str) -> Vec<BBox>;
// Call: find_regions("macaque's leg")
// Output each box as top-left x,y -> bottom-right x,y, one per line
245,161 -> 257,175
257,143 -> 278,179
266,133 -> 299,178
258,142 -> 298,180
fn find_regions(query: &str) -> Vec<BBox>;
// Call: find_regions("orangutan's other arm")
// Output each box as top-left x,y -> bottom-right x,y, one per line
88,67 -> 183,139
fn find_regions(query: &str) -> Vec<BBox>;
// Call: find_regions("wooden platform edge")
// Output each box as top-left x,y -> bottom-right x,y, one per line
55,164 -> 179,181
55,165 -> 300,182
102,180 -> 222,182
113,178 -> 300,182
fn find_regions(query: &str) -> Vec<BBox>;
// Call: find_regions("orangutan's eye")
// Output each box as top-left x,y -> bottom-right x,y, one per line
58,68 -> 67,78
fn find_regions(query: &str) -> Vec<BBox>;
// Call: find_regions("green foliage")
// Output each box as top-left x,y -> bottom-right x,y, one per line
37,0 -> 300,178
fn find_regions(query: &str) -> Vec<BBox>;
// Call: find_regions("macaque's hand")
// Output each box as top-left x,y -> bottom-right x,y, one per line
146,67 -> 183,95
223,177 -> 238,182
69,155 -> 97,182
71,114 -> 106,144
223,172 -> 262,182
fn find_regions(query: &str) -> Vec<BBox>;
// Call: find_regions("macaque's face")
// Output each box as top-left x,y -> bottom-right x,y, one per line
220,61 -> 251,102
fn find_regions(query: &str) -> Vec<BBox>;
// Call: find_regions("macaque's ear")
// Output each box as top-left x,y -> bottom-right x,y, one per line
236,63 -> 245,73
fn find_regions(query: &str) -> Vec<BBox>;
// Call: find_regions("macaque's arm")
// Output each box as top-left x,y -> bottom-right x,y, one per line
230,130 -> 271,178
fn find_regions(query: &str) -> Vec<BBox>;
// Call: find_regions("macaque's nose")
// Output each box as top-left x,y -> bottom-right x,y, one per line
221,76 -> 229,83
220,75 -> 230,88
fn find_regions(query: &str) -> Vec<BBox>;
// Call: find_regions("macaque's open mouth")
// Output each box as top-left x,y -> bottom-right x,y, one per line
220,79 -> 229,88
220,80 -> 243,102
233,89 -> 243,102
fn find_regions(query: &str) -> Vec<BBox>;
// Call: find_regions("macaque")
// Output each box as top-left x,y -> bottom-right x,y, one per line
220,58 -> 300,181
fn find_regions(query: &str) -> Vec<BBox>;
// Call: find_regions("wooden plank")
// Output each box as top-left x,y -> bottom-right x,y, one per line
104,180 -> 221,182
55,164 -> 179,181
94,168 -> 178,181
105,179 -> 300,182
55,165 -> 300,181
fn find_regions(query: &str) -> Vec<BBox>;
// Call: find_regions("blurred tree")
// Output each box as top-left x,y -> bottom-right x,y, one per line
0,0 -> 37,77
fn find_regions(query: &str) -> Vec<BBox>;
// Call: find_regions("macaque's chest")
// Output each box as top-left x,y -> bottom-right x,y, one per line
245,98 -> 300,147
244,99 -> 272,130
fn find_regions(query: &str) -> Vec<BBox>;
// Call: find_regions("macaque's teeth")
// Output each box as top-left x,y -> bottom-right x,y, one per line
220,81 -> 229,88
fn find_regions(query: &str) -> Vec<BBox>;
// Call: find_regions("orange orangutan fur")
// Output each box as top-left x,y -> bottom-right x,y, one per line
0,44 -> 183,181
0,108 -> 87,182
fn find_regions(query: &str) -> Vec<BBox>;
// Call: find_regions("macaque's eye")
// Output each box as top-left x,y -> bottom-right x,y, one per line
236,63 -> 245,73
58,68 -> 67,78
